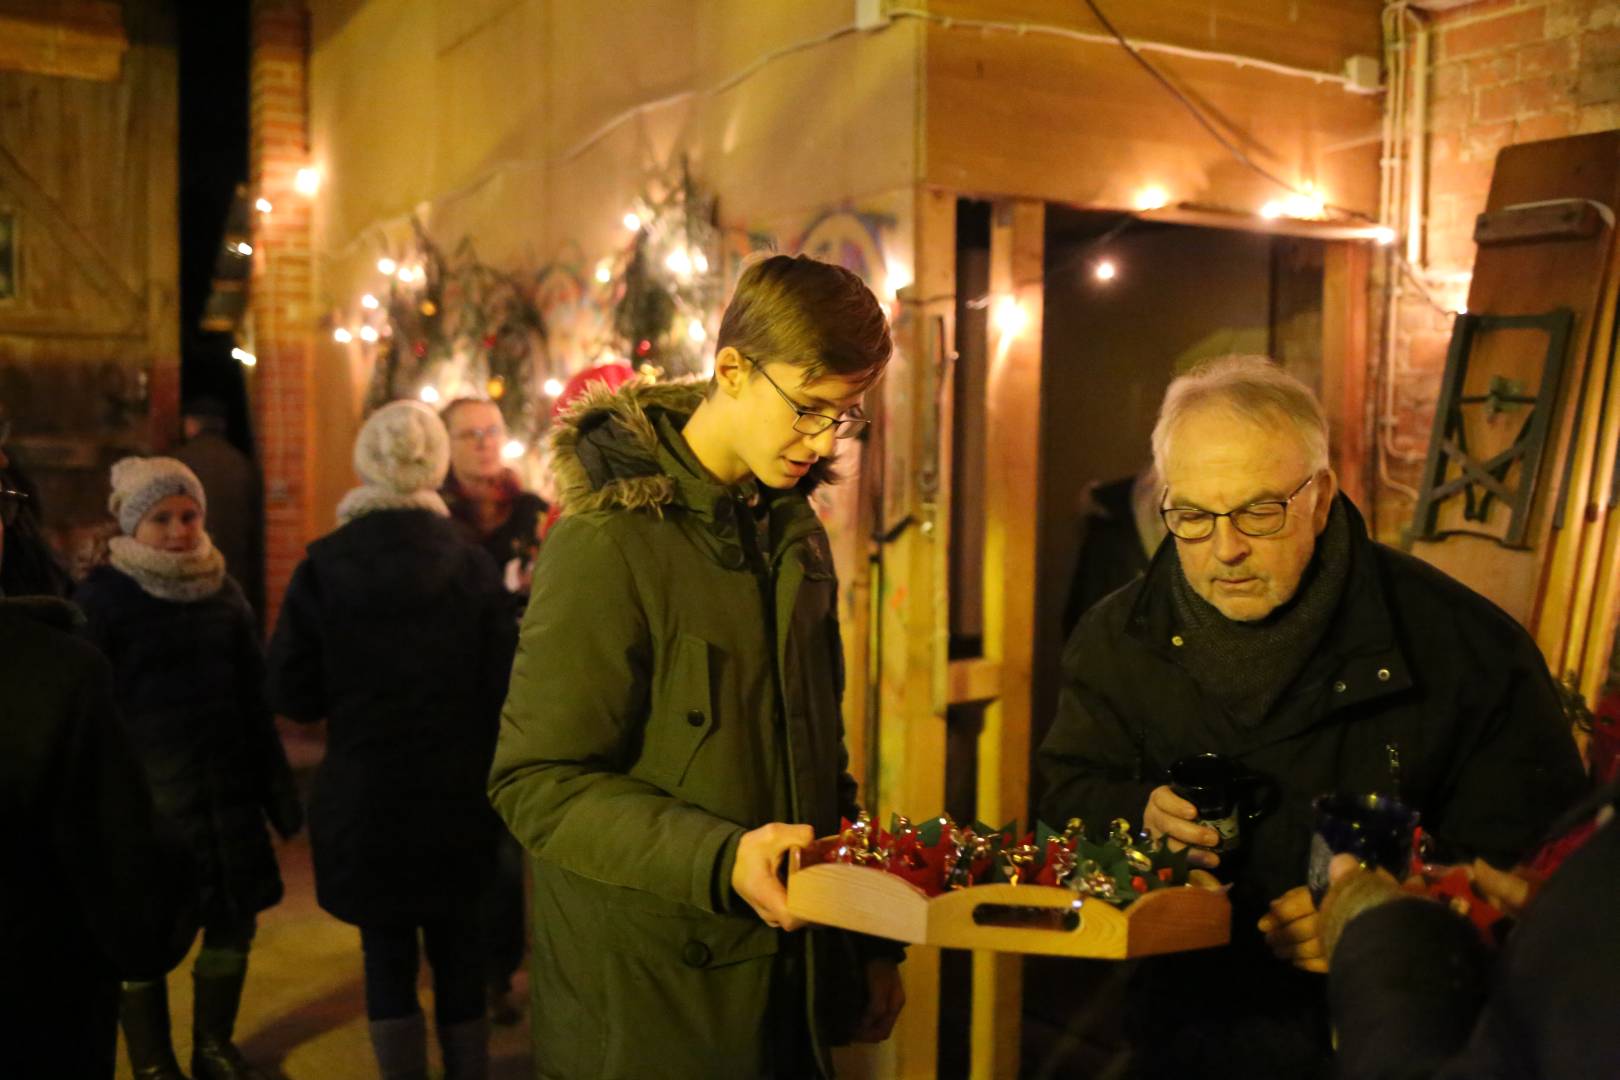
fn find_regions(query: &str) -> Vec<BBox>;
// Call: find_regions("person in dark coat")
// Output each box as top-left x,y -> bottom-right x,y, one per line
1059,468 -> 1163,636
267,400 -> 515,1080
1,517 -> 199,1079
438,395 -> 547,1024
1319,775 -> 1619,1078
0,448 -> 75,598
176,397 -> 264,622
440,397 -> 547,596
73,456 -> 299,1080
490,255 -> 905,1080
1038,356 -> 1586,1079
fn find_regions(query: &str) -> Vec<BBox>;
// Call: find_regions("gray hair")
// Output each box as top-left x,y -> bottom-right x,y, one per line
1150,355 -> 1329,479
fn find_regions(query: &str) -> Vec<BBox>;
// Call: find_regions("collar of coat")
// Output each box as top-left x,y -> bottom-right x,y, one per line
549,378 -> 837,567
1125,494 -> 1415,739
0,595 -> 85,632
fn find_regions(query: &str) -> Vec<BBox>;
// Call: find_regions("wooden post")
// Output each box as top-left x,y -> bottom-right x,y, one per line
972,198 -> 1044,1080
867,186 -> 956,1080
1322,242 -> 1371,508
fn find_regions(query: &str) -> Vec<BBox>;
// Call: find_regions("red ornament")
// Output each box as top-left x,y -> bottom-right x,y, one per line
1131,875 -> 1149,893
412,340 -> 427,358
1157,867 -> 1174,882
636,338 -> 652,357
482,333 -> 498,349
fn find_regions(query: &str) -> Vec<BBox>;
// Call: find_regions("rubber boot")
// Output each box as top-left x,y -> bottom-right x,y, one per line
439,1016 -> 490,1080
190,967 -> 267,1080
119,980 -> 188,1080
368,1012 -> 429,1080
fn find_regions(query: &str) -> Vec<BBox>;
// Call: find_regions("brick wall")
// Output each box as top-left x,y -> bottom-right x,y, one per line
1376,0 -> 1620,537
249,0 -> 315,633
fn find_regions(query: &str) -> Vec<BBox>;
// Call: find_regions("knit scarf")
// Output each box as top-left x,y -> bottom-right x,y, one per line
1168,498 -> 1352,726
335,485 -> 449,526
107,533 -> 227,603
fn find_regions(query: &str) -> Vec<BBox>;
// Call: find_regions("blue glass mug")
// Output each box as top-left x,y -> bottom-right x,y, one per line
1306,792 -> 1420,901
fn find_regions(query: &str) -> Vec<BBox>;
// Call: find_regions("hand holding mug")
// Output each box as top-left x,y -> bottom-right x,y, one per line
1143,785 -> 1222,868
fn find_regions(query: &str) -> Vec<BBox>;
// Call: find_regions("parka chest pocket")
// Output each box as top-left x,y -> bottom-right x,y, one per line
646,633 -> 716,790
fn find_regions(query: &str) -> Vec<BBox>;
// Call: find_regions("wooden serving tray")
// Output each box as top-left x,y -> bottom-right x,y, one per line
786,851 -> 1230,959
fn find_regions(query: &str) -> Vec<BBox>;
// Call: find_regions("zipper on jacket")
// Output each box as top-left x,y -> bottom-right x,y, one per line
1384,741 -> 1402,794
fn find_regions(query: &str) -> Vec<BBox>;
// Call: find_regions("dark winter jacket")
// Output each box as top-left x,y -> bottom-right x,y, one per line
75,566 -> 292,927
489,381 -> 885,1079
1330,776 -> 1619,1079
1038,496 -> 1586,1079
442,468 -> 548,577
0,597 -> 199,1078
1061,473 -> 1155,635
267,508 -> 514,925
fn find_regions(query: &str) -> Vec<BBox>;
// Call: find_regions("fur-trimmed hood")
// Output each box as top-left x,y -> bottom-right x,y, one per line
549,378 -> 836,519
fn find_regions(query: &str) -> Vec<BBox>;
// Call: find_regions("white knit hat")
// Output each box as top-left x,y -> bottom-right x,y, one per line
353,400 -> 450,493
108,456 -> 207,535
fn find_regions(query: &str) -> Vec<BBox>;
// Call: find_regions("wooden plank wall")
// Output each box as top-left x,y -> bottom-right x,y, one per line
0,0 -> 178,529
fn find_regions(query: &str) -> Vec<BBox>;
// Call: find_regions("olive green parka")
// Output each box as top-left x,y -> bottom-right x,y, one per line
490,380 -> 886,1079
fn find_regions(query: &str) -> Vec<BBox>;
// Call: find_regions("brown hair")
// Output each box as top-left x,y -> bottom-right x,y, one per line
715,254 -> 892,390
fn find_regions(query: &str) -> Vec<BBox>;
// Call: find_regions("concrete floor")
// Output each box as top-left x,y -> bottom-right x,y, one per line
115,727 -> 533,1080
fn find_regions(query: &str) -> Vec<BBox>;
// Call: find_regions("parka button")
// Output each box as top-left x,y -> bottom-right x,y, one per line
686,710 -> 705,727
1170,635 -> 1184,647
1377,668 -> 1391,682
681,940 -> 712,968
720,547 -> 746,570
1333,680 -> 1347,693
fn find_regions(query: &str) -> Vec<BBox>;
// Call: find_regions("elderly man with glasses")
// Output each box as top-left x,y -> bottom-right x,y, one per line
1038,355 -> 1585,1080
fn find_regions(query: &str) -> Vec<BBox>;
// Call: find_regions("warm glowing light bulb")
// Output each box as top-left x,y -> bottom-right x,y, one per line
623,212 -> 642,232
993,295 -> 1029,337
595,261 -> 612,284
418,385 -> 441,404
1372,226 -> 1396,246
687,320 -> 707,344
377,257 -> 398,275
231,347 -> 257,367
254,197 -> 273,214
396,266 -> 417,283
543,378 -> 565,398
1095,260 -> 1118,282
693,251 -> 709,274
361,293 -> 380,310
359,325 -> 379,343
1134,185 -> 1170,211
235,241 -> 254,256
501,439 -> 525,461
333,327 -> 353,344
1456,304 -> 1468,316
665,248 -> 693,277
294,166 -> 321,197
1260,201 -> 1284,220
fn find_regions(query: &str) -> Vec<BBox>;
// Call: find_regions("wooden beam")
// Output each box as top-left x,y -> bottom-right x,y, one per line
1322,241 -> 1371,508
947,657 -> 1003,706
0,2 -> 126,82
972,198 -> 1045,1080
871,185 -> 957,1080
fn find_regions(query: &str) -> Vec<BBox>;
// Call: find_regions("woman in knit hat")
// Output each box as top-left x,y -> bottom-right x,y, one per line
266,400 -> 515,1080
74,455 -> 302,1080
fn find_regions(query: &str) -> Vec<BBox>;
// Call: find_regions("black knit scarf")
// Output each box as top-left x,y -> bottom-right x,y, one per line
1169,498 -> 1351,726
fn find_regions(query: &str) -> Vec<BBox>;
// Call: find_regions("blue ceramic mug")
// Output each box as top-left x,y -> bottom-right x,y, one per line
1306,792 -> 1420,901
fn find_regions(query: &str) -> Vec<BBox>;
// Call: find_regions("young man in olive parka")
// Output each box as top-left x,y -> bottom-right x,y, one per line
490,255 -> 905,1078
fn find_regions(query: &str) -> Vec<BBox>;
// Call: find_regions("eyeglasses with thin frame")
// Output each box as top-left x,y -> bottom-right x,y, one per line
1160,474 -> 1318,541
745,358 -> 870,440
452,424 -> 503,444
0,488 -> 29,527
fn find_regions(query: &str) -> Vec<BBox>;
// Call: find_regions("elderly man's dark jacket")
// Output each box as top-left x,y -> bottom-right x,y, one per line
0,598 -> 198,1077
1038,496 -> 1585,1078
